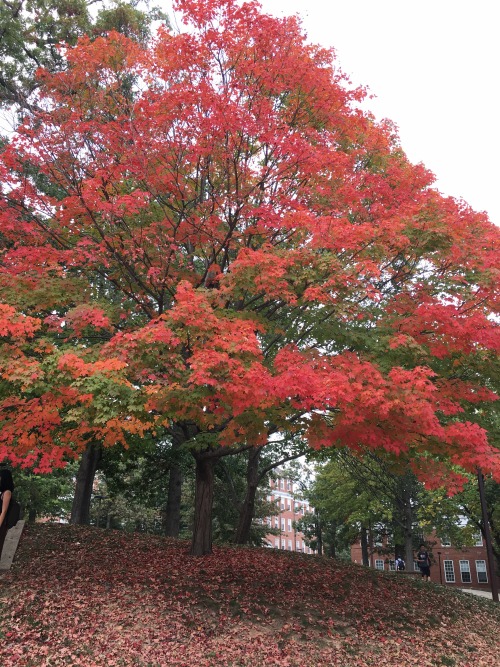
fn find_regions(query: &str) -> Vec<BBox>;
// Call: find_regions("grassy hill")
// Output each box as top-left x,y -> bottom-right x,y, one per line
1,525 -> 499,666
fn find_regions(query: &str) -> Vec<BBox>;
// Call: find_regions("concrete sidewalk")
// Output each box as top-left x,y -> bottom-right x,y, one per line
0,520 -> 25,572
459,588 -> 493,600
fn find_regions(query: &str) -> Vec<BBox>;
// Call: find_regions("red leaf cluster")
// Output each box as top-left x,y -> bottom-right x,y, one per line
0,0 -> 498,484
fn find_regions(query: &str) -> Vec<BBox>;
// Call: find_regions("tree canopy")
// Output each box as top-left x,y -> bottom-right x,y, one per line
0,0 -> 499,553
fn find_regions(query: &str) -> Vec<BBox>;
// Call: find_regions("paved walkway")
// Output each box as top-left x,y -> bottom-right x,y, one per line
459,588 -> 493,600
0,520 -> 25,572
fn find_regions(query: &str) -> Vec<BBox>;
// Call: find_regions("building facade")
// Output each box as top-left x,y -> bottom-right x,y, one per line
264,475 -> 316,554
351,532 -> 497,593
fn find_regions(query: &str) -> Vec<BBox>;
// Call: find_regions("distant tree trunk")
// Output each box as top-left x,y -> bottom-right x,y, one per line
70,442 -> 102,525
327,522 -> 337,558
164,427 -> 186,537
404,528 -> 414,571
234,447 -> 261,544
164,463 -> 183,537
190,451 -> 215,556
400,487 -> 415,570
315,511 -> 323,556
360,526 -> 369,566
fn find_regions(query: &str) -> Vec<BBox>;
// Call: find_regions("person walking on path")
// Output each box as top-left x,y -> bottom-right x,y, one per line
0,469 -> 14,560
416,543 -> 432,582
395,556 -> 405,571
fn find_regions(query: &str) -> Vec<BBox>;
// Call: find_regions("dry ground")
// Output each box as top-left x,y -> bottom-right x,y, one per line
1,524 -> 499,666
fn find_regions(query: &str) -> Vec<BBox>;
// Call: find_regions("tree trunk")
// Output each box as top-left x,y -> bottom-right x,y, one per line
70,442 -> 102,525
164,427 -> 186,537
399,481 -> 416,570
315,512 -> 323,556
190,452 -> 215,556
327,522 -> 337,558
360,526 -> 369,566
234,447 -> 261,544
164,463 -> 183,537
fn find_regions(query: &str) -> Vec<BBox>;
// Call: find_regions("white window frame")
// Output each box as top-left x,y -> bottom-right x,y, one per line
459,560 -> 471,583
473,533 -> 483,547
440,537 -> 451,547
475,560 -> 488,584
389,560 -> 396,571
281,518 -> 285,531
287,519 -> 292,532
374,559 -> 384,571
413,560 -> 420,571
444,560 -> 455,583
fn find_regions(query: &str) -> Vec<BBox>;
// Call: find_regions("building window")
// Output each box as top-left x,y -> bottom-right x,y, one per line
375,560 -> 384,571
444,560 -> 455,583
459,560 -> 471,583
274,539 -> 279,549
288,540 -> 292,550
413,560 -> 419,571
287,519 -> 292,532
281,519 -> 285,531
389,560 -> 396,571
296,540 -> 301,551
475,560 -> 488,584
440,537 -> 451,547
473,533 -> 483,547
274,517 -> 279,529
281,540 -> 286,549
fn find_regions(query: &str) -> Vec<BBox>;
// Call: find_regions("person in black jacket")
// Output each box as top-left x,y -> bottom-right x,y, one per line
0,469 -> 15,560
416,543 -> 432,582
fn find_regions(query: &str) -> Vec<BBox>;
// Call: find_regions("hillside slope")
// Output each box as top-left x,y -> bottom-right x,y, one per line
0,525 -> 498,666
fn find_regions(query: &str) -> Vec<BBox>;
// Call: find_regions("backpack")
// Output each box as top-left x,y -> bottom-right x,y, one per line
2,493 -> 21,529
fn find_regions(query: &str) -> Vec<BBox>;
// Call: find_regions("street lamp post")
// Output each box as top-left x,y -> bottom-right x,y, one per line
437,551 -> 442,585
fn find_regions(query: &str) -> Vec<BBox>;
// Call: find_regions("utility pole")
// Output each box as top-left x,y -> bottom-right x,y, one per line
477,469 -> 499,602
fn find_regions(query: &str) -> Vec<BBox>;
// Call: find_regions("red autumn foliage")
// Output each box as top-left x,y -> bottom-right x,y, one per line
0,0 -> 498,496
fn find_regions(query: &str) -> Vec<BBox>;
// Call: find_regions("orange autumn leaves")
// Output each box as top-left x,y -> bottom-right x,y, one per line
0,0 -> 498,483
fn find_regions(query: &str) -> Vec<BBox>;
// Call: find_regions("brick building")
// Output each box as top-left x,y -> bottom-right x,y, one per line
351,532 -> 498,593
264,475 -> 316,554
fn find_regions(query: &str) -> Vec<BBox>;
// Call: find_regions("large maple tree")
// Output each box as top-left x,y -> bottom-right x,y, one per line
1,0 -> 499,554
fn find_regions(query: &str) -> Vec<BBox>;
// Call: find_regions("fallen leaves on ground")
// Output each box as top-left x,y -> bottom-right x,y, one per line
1,524 -> 499,666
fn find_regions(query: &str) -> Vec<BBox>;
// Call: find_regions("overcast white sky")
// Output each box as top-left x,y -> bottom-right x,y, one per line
258,0 -> 499,225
